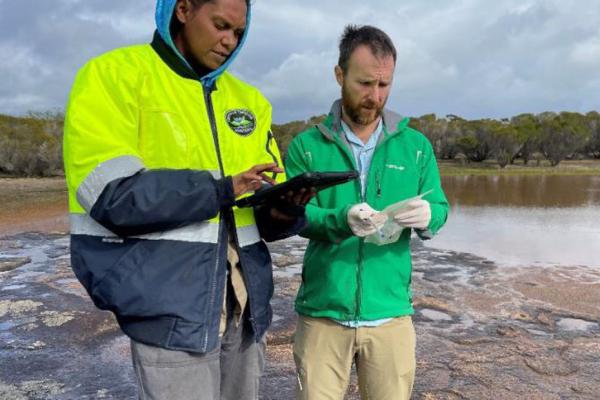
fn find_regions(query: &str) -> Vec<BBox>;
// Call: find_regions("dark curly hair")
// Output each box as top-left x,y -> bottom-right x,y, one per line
188,0 -> 250,9
171,0 -> 251,35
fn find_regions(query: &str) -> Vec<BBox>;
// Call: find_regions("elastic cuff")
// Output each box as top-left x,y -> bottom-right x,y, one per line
337,204 -> 353,234
272,201 -> 306,218
216,176 -> 236,209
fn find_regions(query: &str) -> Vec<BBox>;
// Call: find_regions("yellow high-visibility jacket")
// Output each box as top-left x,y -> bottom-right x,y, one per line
63,31 -> 294,353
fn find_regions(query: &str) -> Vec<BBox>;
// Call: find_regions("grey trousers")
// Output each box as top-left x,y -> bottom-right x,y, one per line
130,287 -> 266,400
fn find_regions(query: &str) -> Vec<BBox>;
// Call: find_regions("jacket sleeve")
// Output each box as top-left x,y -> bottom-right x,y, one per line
90,171 -> 234,237
254,129 -> 307,242
416,138 -> 449,239
64,58 -> 234,237
284,135 -> 353,243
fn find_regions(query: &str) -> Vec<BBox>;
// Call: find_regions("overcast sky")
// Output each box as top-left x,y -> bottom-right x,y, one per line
1,0 -> 599,123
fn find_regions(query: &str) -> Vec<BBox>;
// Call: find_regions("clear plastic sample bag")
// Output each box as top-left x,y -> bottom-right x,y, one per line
365,190 -> 432,246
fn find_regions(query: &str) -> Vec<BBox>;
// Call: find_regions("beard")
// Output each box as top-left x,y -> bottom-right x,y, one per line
341,84 -> 386,126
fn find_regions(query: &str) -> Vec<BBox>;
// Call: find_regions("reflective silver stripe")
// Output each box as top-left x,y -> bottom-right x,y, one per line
236,224 -> 261,247
209,170 -> 222,179
70,213 -> 115,237
77,155 -> 145,212
132,223 -> 219,243
70,214 -> 220,244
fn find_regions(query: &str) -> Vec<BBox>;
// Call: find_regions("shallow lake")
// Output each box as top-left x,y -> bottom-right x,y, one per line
1,176 -> 599,268
428,175 -> 600,267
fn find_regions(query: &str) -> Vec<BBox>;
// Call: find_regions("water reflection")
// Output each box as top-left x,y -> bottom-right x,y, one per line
442,175 -> 600,208
429,175 -> 600,267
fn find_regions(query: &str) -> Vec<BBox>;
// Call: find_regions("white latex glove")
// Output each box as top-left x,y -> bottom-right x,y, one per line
393,199 -> 431,229
347,203 -> 387,237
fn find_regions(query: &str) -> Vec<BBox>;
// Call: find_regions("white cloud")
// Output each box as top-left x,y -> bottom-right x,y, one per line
570,35 -> 600,65
247,50 -> 339,121
0,0 -> 599,122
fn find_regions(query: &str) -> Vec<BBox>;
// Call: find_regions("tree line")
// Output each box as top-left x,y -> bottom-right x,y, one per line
410,111 -> 600,167
272,111 -> 600,168
0,112 -> 64,177
1,111 -> 599,177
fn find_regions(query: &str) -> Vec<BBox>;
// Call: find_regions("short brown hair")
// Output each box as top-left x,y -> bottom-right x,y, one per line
338,25 -> 397,74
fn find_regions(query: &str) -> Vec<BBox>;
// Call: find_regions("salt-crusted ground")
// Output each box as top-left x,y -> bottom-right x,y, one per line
1,233 -> 599,399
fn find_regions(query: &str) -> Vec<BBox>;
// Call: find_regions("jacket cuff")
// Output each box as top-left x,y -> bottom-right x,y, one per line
337,204 -> 353,235
415,229 -> 433,241
257,208 -> 308,242
215,176 -> 235,209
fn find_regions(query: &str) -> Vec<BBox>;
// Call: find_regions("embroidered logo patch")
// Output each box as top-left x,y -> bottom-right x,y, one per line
225,109 -> 256,136
385,164 -> 405,171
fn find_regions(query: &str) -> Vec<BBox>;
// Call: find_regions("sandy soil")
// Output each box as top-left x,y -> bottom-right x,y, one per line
0,178 -> 68,237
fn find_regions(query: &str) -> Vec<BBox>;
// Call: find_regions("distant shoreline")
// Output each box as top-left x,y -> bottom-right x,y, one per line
2,159 -> 600,181
439,159 -> 600,176
0,177 -> 68,237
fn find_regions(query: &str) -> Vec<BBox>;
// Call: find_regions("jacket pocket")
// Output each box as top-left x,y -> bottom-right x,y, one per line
91,240 -> 216,320
91,240 -> 149,314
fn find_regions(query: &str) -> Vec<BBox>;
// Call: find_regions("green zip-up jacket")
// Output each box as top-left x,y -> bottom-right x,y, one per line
285,100 -> 449,321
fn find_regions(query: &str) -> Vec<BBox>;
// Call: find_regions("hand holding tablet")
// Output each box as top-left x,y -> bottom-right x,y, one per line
235,171 -> 359,208
231,163 -> 283,197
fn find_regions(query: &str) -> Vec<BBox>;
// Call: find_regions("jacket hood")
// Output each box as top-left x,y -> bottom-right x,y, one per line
155,0 -> 251,86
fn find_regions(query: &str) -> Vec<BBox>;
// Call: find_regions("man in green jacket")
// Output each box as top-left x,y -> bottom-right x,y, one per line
285,25 -> 449,399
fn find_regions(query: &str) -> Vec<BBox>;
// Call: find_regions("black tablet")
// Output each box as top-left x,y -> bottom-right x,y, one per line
235,171 -> 359,208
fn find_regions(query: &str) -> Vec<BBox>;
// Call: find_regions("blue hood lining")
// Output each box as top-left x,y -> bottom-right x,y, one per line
155,0 -> 251,87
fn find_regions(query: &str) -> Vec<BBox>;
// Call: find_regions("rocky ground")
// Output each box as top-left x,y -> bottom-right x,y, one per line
1,233 -> 599,399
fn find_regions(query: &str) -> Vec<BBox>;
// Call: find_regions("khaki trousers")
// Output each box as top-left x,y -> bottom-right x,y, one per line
293,316 -> 416,400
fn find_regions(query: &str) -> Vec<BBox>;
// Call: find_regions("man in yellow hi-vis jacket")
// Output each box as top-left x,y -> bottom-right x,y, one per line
63,0 -> 309,398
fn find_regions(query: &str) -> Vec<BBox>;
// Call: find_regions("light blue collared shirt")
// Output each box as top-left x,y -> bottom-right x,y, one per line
336,118 -> 392,328
341,119 -> 383,198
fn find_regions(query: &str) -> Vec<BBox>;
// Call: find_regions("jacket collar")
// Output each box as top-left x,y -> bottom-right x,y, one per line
151,31 -> 198,81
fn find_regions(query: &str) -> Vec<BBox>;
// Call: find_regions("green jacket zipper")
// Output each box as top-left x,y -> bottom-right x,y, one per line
332,133 -> 364,321
332,125 -> 400,321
